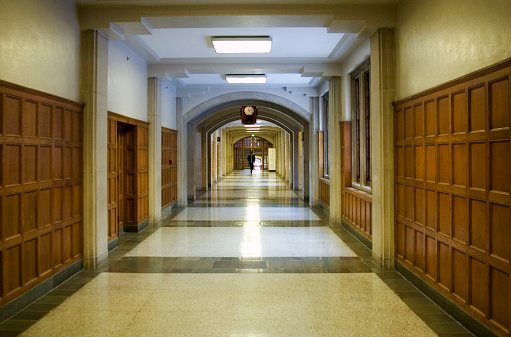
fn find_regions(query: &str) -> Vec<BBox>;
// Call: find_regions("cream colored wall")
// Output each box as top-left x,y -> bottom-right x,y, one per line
108,40 -> 148,121
0,0 -> 81,101
396,0 -> 511,99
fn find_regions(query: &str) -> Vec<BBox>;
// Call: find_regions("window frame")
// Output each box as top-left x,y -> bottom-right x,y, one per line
350,60 -> 371,192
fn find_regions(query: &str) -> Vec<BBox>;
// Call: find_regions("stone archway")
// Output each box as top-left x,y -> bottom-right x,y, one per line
180,92 -> 311,203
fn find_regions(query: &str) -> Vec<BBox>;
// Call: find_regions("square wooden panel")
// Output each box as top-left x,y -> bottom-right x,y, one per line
53,146 -> 63,180
453,143 -> 467,188
63,146 -> 72,179
452,91 -> 467,134
22,238 -> 37,286
405,107 -> 414,139
414,104 -> 424,138
426,145 -> 436,183
426,190 -> 437,231
405,185 -> 415,221
426,236 -> 437,281
23,191 -> 37,234
4,245 -> 21,295
73,110 -> 81,142
53,107 -> 63,139
490,267 -> 509,331
415,146 -> 425,181
53,187 -> 63,223
53,228 -> 62,267
23,145 -> 37,184
5,194 -> 21,239
63,109 -> 72,141
452,248 -> 468,303
490,203 -> 510,262
38,189 -> 51,228
438,192 -> 451,236
469,86 -> 486,132
469,142 -> 487,190
415,231 -> 425,272
397,147 -> 404,178
63,186 -> 72,220
4,95 -> 21,136
490,141 -> 510,193
38,104 -> 52,138
63,225 -> 72,262
397,222 -> 405,258
470,257 -> 489,317
38,146 -> 51,182
438,241 -> 451,290
438,96 -> 450,135
489,78 -> 509,130
5,144 -> 21,186
39,232 -> 52,276
425,101 -> 436,136
396,183 -> 404,218
415,188 -> 424,226
405,225 -> 415,264
73,185 -> 81,216
469,199 -> 487,252
438,144 -> 450,185
73,148 -> 81,179
405,146 -> 414,179
453,195 -> 468,244
23,100 -> 37,137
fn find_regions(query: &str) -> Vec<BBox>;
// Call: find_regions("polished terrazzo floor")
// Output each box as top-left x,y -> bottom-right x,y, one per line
0,170 -> 474,336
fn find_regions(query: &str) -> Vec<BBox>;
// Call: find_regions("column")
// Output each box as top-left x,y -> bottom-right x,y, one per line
302,124 -> 310,201
148,77 -> 162,224
328,76 -> 343,221
370,28 -> 396,269
80,30 -> 109,268
201,130 -> 209,190
177,97 -> 189,205
309,97 -> 320,205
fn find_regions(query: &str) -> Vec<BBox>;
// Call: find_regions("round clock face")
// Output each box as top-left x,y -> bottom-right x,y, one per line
244,106 -> 255,116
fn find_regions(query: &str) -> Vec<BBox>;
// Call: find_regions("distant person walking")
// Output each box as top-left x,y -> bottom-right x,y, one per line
247,150 -> 255,174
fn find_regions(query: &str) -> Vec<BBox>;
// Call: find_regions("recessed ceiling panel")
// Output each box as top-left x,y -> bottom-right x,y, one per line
138,27 -> 344,59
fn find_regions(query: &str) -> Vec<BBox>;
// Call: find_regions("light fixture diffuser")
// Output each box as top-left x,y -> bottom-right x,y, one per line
212,36 -> 272,54
226,75 -> 267,84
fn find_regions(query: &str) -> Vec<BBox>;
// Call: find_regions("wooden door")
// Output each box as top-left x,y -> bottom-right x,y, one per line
124,125 -> 137,226
117,125 -> 125,230
107,117 -> 118,242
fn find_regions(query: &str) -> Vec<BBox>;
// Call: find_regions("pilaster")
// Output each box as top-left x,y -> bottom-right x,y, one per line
309,97 -> 320,205
80,30 -> 109,269
370,28 -> 396,269
329,76 -> 343,221
148,77 -> 162,224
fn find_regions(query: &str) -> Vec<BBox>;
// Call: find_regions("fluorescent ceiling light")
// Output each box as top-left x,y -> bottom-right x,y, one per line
226,75 -> 267,84
212,36 -> 272,53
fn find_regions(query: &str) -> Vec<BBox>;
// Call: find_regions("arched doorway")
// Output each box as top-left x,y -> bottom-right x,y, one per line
234,136 -> 274,170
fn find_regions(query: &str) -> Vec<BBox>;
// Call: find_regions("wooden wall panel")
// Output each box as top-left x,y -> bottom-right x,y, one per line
107,116 -> 118,242
318,178 -> 329,207
0,80 -> 83,308
161,127 -> 177,210
394,60 -> 511,336
137,124 -> 149,223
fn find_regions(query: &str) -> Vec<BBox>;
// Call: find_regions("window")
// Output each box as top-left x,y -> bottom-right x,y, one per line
351,60 -> 371,189
322,92 -> 329,177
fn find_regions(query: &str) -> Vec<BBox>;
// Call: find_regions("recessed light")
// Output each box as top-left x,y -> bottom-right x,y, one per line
226,75 -> 267,84
212,36 -> 272,54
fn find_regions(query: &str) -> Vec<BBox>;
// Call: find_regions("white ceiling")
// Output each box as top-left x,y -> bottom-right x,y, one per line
76,0 -> 396,89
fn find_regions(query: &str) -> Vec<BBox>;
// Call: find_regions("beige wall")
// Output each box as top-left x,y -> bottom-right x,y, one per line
396,0 -> 511,99
0,0 -> 81,101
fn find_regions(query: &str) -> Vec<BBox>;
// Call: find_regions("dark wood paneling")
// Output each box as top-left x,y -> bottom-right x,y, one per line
0,80 -> 83,308
394,60 -> 511,336
107,116 -> 118,242
161,127 -> 177,210
319,178 -> 330,207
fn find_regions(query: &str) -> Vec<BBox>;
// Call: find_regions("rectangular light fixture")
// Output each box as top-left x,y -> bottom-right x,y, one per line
212,36 -> 272,54
226,75 -> 267,84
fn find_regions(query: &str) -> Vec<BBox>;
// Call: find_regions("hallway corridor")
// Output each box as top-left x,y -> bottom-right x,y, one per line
2,172 -> 472,336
